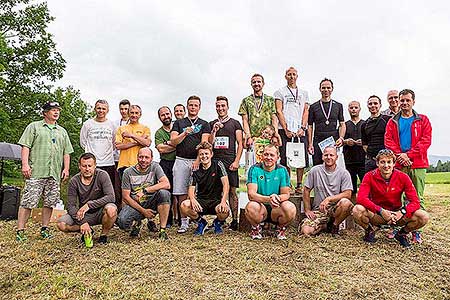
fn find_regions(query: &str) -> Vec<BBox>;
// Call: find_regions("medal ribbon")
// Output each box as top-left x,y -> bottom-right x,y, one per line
287,86 -> 298,101
253,93 -> 264,114
320,100 -> 333,124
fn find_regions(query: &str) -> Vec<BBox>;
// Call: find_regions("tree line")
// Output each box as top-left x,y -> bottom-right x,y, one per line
427,160 -> 450,173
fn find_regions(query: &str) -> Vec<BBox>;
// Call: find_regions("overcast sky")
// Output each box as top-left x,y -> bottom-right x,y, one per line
47,0 -> 449,156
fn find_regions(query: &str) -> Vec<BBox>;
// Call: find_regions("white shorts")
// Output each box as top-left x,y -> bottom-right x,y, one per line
172,157 -> 195,195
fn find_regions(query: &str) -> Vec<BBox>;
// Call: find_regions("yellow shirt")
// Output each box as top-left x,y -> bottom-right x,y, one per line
116,123 -> 150,169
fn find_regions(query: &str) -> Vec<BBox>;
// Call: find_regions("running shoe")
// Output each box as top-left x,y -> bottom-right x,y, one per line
98,235 -> 108,244
394,231 -> 411,248
130,220 -> 142,237
229,219 -> 238,231
159,229 -> 169,240
386,228 -> 398,239
411,231 -> 423,244
40,227 -> 53,239
363,227 -> 376,243
194,218 -> 208,236
177,217 -> 189,234
250,224 -> 262,240
276,226 -> 287,240
213,218 -> 223,234
16,230 -> 27,242
147,220 -> 158,232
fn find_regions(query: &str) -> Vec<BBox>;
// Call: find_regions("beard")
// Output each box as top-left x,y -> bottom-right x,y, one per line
162,118 -> 172,126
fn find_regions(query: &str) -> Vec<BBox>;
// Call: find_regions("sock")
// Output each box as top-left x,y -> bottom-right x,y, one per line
41,226 -> 48,232
160,227 -> 166,232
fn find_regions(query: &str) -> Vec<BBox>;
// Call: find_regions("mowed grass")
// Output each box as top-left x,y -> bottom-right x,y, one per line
425,172 -> 450,184
1,184 -> 450,299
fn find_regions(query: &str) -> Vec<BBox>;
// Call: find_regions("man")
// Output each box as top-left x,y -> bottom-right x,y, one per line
117,147 -> 171,240
16,101 -> 73,241
174,103 -> 186,120
385,89 -> 432,243
155,106 -> 177,226
209,96 -> 243,230
80,100 -> 120,208
353,149 -> 429,248
361,95 -> 391,173
57,153 -> 117,247
115,105 -> 151,179
179,142 -> 229,235
274,67 -> 310,194
245,144 -> 296,240
239,73 -> 279,149
171,95 -> 211,232
343,101 -> 365,194
382,90 -> 400,117
113,99 -> 130,164
308,78 -> 345,166
301,146 -> 353,236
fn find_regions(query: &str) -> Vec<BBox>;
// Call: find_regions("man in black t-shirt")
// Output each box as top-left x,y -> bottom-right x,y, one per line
361,95 -> 390,173
308,78 -> 346,165
170,95 -> 211,232
209,96 -> 243,230
343,101 -> 365,194
179,142 -> 230,236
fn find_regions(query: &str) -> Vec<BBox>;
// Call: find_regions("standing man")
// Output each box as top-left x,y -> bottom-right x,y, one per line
385,89 -> 432,243
155,106 -> 177,226
239,73 -> 279,150
173,103 -> 186,120
209,96 -> 243,230
353,149 -> 429,248
16,101 -> 73,241
80,99 -> 120,208
274,67 -> 310,194
57,153 -> 117,247
382,90 -> 400,117
171,95 -> 211,232
343,101 -> 365,195
117,147 -> 171,240
115,105 -> 151,179
308,78 -> 345,166
361,95 -> 391,173
245,144 -> 297,240
301,146 -> 353,236
113,99 -> 130,163
180,142 -> 230,235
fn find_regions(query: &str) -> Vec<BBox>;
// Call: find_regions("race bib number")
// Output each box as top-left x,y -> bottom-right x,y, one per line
214,136 -> 229,149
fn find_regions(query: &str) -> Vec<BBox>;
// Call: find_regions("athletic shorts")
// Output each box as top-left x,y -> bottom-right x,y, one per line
213,158 -> 239,188
172,157 -> 195,195
57,203 -> 117,226
20,177 -> 60,209
196,198 -> 223,215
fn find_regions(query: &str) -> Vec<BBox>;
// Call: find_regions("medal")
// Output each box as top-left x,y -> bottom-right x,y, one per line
253,93 -> 264,118
325,120 -> 329,125
320,100 -> 333,126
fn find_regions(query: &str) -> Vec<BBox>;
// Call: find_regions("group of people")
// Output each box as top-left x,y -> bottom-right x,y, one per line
14,66 -> 432,249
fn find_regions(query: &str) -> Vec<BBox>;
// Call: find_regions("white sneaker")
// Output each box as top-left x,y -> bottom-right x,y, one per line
177,217 -> 189,234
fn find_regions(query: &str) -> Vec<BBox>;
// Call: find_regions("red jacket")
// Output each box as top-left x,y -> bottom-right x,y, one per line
356,168 -> 420,218
384,110 -> 432,169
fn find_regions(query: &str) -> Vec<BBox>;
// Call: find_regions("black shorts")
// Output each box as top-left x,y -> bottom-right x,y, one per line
213,158 -> 239,188
197,198 -> 222,215
263,204 -> 278,224
278,129 -> 309,168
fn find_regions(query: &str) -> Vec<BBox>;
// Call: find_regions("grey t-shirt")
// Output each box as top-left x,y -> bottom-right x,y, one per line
121,162 -> 166,201
305,164 -> 352,210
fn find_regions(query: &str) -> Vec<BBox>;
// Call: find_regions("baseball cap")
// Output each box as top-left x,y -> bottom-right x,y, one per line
42,101 -> 61,111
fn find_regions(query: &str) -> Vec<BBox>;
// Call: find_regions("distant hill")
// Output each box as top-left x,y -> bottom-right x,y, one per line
429,155 -> 450,166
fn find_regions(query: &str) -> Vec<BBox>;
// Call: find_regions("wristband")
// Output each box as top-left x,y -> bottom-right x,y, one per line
377,207 -> 383,216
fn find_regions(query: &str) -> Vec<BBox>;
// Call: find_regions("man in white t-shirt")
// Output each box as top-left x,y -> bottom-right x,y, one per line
274,67 -> 310,194
300,146 -> 353,236
80,100 -> 120,207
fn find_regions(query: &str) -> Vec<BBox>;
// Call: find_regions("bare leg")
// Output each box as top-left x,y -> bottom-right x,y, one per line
101,206 -> 117,235
17,207 -> 32,230
229,187 -> 238,220
179,200 -> 199,220
57,222 -> 80,233
271,201 -> 296,226
332,198 -> 353,225
244,201 -> 267,226
158,204 -> 170,228
296,168 -> 304,186
41,207 -> 53,227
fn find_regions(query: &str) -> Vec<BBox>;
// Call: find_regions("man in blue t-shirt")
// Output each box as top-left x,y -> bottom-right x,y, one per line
245,144 -> 296,240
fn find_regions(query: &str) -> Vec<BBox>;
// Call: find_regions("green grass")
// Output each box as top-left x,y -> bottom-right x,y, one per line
425,172 -> 450,184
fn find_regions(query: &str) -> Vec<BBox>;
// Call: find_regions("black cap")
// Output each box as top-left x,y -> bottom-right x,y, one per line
42,101 -> 61,111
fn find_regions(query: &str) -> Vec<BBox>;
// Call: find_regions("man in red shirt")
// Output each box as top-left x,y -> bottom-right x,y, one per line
352,149 -> 429,248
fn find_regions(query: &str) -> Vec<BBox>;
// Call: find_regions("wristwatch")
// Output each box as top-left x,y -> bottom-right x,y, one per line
400,208 -> 407,216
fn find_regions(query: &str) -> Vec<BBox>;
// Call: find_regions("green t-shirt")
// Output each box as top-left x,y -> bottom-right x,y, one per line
247,163 -> 290,196
154,127 -> 176,161
18,120 -> 74,181
238,94 -> 276,138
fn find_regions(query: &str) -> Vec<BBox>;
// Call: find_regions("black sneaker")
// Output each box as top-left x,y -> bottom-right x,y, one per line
229,219 -> 238,231
98,235 -> 108,244
130,220 -> 142,237
395,231 -> 412,248
159,230 -> 169,240
363,227 -> 377,243
147,220 -> 158,232
330,224 -> 340,236
326,217 -> 335,233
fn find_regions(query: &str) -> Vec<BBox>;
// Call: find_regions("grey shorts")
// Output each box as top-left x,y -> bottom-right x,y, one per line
20,177 -> 60,209
57,203 -> 117,226
172,157 -> 195,195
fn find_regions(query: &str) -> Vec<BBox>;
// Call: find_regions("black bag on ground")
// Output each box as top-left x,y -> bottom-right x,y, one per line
0,186 -> 20,220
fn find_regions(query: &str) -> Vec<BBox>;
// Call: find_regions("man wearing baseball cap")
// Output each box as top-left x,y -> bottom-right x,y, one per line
16,101 -> 74,241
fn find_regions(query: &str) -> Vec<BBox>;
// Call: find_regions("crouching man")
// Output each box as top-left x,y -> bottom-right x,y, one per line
117,147 -> 171,240
245,144 -> 296,240
352,149 -> 429,248
179,142 -> 229,235
301,146 -> 353,236
57,153 -> 117,247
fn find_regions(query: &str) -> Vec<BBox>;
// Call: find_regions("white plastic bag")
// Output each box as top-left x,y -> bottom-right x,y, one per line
286,138 -> 306,168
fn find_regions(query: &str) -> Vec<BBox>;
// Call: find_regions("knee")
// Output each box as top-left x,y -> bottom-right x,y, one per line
340,198 -> 354,211
415,209 -> 430,225
57,221 -> 67,232
281,201 -> 296,219
158,189 -> 172,203
180,199 -> 191,212
352,204 -> 366,217
105,205 -> 118,219
245,201 -> 259,216
301,225 -> 315,236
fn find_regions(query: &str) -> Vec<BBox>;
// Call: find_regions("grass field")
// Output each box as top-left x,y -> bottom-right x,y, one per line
0,184 -> 449,299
